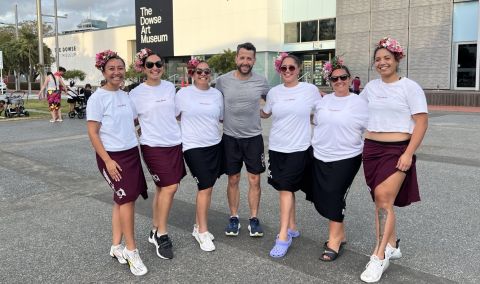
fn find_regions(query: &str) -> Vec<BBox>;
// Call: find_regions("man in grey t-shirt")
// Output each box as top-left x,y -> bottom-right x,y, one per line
216,42 -> 269,237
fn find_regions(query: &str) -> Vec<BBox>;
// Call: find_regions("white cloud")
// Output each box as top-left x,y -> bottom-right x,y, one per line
0,0 -> 134,32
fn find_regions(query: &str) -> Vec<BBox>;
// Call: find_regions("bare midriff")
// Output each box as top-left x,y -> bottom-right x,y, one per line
365,131 -> 411,142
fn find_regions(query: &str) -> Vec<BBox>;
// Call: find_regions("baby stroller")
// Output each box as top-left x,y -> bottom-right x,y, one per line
67,85 -> 86,119
4,91 -> 29,118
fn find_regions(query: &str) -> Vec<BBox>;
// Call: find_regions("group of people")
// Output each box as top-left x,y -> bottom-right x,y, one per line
85,38 -> 428,283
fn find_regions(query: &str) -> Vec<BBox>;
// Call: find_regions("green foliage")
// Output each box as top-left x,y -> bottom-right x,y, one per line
207,49 -> 236,75
125,63 -> 144,83
0,20 -> 54,80
63,69 -> 86,81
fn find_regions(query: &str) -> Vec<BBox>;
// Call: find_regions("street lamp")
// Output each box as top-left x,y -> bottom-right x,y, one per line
37,0 -> 67,82
42,1 -> 67,71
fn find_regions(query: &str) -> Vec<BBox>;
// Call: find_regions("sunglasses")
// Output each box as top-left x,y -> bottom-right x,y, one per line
145,61 -> 163,69
195,68 -> 211,75
329,74 -> 349,82
280,65 -> 296,73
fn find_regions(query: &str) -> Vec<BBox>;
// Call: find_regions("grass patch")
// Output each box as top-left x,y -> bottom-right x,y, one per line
1,98 -> 69,120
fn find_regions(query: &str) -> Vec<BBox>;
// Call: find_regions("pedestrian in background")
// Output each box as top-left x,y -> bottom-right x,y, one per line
86,50 -> 148,276
38,67 -> 67,122
359,37 -> 428,283
352,76 -> 361,94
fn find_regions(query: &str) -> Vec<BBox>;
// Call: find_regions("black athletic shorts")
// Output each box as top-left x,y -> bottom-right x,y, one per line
311,154 -> 362,222
223,134 -> 265,175
267,148 -> 312,192
184,142 -> 224,190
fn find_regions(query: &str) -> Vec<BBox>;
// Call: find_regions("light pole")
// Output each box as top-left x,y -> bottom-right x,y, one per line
42,0 -> 67,71
36,0 -> 44,86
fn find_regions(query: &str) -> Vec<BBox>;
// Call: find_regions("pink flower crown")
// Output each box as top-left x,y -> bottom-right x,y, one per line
95,50 -> 119,71
376,37 -> 405,59
274,52 -> 289,73
322,56 -> 345,81
187,57 -> 201,77
134,48 -> 153,72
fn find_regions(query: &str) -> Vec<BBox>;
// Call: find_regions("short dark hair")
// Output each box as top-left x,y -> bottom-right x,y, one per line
331,65 -> 352,78
236,42 -> 256,56
85,84 -> 92,89
142,53 -> 163,67
59,67 -> 66,72
281,54 -> 301,67
0,100 -> 5,104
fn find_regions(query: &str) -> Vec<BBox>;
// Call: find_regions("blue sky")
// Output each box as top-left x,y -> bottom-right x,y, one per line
0,0 -> 134,32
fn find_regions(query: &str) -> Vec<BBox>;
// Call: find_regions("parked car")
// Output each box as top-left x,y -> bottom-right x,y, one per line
0,82 -> 6,95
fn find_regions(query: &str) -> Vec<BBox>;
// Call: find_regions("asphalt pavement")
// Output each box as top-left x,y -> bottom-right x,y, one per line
0,110 -> 479,283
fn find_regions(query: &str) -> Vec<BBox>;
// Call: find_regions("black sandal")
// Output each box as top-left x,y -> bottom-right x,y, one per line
320,241 -> 345,262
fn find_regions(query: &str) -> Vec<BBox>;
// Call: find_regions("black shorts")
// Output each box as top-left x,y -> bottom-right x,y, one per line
267,148 -> 311,192
67,98 -> 76,104
311,154 -> 362,222
184,142 -> 224,190
223,134 -> 265,175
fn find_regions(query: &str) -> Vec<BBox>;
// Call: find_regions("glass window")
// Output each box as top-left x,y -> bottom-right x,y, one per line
301,20 -> 318,42
284,22 -> 300,43
319,18 -> 336,41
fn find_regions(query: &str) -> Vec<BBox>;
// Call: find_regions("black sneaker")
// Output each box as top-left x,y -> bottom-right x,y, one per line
155,234 -> 174,259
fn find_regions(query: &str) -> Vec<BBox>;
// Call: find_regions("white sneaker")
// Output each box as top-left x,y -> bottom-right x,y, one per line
360,255 -> 389,283
194,231 -> 216,252
109,244 -> 127,264
122,248 -> 148,276
192,224 -> 214,241
385,240 -> 402,260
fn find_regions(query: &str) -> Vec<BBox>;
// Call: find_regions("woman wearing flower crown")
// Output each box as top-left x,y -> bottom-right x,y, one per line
128,48 -> 186,260
359,38 -> 428,283
86,50 -> 148,276
309,57 -> 368,262
175,58 -> 224,252
261,53 -> 321,258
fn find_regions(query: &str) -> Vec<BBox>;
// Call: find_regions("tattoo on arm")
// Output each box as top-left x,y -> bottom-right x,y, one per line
378,208 -> 388,245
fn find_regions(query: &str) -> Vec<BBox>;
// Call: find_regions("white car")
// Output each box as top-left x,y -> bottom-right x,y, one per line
0,82 -> 6,95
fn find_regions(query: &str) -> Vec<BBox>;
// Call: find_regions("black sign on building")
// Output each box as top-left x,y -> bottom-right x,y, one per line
135,0 -> 174,57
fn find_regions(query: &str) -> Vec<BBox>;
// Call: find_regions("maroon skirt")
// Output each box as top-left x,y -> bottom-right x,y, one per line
140,144 -> 187,187
96,146 -> 148,205
362,139 -> 420,207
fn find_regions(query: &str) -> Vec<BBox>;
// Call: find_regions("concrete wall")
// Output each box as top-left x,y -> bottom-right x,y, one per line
44,26 -> 136,86
172,0 -> 282,55
336,0 -> 453,89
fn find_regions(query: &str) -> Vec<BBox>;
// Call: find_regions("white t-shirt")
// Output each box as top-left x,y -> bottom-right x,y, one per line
360,78 -> 428,134
263,82 -> 321,153
129,81 -> 182,147
312,93 -> 368,162
86,88 -> 138,152
175,85 -> 224,152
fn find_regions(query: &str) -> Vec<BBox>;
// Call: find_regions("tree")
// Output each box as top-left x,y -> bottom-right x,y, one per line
63,69 -> 86,81
207,49 -> 236,75
0,20 -> 54,82
124,63 -> 144,83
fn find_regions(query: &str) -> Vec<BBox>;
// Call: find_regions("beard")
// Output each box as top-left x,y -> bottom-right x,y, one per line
236,63 -> 253,75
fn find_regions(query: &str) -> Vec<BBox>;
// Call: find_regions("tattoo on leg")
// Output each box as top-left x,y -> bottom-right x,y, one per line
378,208 -> 388,245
